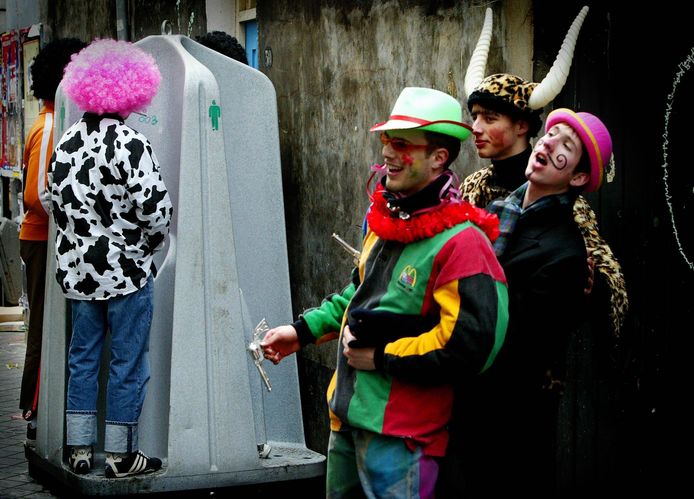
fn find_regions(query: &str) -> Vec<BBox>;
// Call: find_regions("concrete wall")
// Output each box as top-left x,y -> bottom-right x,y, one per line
259,0 -> 533,452
205,0 -> 237,35
128,0 -> 207,39
39,0 -> 117,41
35,0 -> 207,42
1,0 -> 40,31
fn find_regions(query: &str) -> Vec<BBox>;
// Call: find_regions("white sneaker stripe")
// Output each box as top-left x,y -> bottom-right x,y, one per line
131,453 -> 146,473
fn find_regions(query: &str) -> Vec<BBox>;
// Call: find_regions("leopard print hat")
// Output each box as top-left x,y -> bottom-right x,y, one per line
464,6 -> 589,113
468,73 -> 538,114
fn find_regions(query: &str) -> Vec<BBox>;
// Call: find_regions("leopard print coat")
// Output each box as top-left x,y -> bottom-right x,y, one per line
461,165 -> 628,336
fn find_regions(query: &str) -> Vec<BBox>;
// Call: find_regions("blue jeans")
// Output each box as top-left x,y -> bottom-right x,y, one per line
326,429 -> 438,498
66,276 -> 153,454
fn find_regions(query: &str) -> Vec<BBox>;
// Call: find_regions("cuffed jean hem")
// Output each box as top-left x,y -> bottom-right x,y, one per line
66,412 -> 97,447
105,422 -> 138,454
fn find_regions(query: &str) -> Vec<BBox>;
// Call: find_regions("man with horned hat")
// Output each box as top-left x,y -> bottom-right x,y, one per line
48,39 -> 172,478
461,6 -> 627,337
261,87 -> 508,498
438,6 -> 627,496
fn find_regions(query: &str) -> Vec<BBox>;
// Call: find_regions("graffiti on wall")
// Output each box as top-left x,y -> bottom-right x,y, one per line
662,46 -> 694,271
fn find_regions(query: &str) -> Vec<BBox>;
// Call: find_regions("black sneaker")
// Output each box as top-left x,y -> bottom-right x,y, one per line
24,423 -> 37,449
69,446 -> 93,475
105,450 -> 162,478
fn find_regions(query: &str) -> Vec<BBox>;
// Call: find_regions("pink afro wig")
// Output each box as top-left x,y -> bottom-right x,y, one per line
63,38 -> 161,116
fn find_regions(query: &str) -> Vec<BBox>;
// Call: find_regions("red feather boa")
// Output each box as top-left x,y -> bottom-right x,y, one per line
366,186 -> 500,244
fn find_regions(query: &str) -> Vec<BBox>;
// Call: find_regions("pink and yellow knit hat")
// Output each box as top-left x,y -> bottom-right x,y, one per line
62,38 -> 161,116
545,108 -> 613,193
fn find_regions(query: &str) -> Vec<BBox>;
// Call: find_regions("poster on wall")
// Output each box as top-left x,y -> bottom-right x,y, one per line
1,31 -> 21,171
0,32 -> 6,168
23,34 -> 39,141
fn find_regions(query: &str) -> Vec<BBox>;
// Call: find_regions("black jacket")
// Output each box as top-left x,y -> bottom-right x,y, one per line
496,199 -> 588,388
440,198 -> 589,497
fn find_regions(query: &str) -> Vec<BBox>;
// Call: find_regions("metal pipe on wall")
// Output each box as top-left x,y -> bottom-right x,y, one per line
115,0 -> 128,40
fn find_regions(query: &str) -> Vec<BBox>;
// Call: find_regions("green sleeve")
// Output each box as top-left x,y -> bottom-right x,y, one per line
299,281 -> 356,343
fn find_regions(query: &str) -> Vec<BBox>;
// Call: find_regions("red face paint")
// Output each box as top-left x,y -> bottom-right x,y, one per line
402,153 -> 413,166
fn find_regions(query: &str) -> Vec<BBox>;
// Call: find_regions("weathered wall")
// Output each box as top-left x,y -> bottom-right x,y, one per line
128,0 -> 207,40
259,0 -> 533,454
38,0 -> 207,42
3,0 -> 40,29
40,0 -> 118,40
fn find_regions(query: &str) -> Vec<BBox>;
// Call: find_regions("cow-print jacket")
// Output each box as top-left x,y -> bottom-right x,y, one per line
48,113 -> 173,300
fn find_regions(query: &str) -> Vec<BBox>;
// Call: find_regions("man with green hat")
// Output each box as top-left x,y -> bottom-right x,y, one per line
261,86 -> 509,498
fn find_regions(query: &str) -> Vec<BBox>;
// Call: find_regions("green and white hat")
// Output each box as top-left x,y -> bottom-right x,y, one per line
370,87 -> 472,141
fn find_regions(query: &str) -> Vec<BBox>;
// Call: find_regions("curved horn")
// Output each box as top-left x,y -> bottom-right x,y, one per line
528,6 -> 589,110
464,7 -> 493,98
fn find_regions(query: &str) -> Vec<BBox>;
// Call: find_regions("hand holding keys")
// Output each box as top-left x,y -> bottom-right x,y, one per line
248,318 -> 272,392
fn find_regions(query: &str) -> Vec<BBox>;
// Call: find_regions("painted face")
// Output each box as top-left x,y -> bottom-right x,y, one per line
526,122 -> 586,191
379,130 -> 439,196
470,103 -> 526,159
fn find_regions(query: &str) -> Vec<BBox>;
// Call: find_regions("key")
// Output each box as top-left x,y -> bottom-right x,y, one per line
249,342 -> 272,392
248,319 -> 272,392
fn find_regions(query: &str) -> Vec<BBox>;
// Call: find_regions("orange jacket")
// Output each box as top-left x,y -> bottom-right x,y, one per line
20,103 -> 54,241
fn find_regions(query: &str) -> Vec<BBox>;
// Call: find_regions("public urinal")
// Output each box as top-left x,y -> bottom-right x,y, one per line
26,34 -> 325,495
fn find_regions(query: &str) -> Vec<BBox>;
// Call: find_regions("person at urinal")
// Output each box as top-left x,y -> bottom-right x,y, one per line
47,38 -> 173,478
19,37 -> 87,448
195,30 -> 248,65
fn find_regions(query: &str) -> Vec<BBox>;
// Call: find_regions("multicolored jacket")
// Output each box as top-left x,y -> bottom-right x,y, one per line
293,175 -> 508,456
